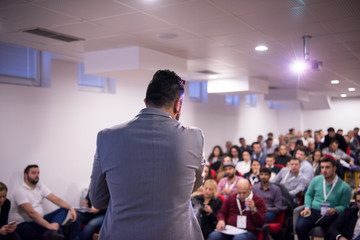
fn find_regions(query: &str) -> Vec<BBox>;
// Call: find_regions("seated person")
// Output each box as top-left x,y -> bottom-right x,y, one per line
328,190 -> 360,240
229,146 -> 241,165
264,154 -> 281,180
275,144 -> 291,167
322,139 -> 354,168
191,165 -> 213,198
216,156 -> 232,181
311,150 -> 322,176
207,146 -> 224,170
296,147 -> 314,186
69,190 -> 106,240
252,168 -> 282,223
272,158 -> 307,207
11,165 -> 76,240
0,182 -> 20,240
208,179 -> 266,240
217,162 -> 242,198
236,150 -> 251,176
295,157 -> 351,240
191,179 -> 222,239
243,160 -> 261,186
251,142 -> 265,166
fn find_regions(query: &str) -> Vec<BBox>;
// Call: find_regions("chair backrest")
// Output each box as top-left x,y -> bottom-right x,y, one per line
274,163 -> 284,169
217,194 -> 226,204
211,169 -> 216,179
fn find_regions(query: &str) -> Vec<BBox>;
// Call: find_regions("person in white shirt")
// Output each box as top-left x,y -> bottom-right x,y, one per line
11,165 -> 76,240
236,150 -> 251,176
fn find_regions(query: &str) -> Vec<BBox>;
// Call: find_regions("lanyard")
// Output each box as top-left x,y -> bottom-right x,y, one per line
323,175 -> 338,202
236,196 -> 245,215
225,179 -> 237,191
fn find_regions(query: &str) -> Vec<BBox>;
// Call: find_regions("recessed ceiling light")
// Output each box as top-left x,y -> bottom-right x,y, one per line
255,45 -> 268,51
348,87 -> 355,92
157,33 -> 178,39
209,75 -> 218,79
331,80 -> 339,84
340,94 -> 347,98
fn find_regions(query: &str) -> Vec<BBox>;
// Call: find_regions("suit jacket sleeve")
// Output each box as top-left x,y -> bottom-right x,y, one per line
192,128 -> 205,192
328,207 -> 357,239
90,131 -> 110,210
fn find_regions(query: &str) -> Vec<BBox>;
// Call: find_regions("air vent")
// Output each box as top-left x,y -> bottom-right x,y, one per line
197,70 -> 219,75
23,28 -> 84,42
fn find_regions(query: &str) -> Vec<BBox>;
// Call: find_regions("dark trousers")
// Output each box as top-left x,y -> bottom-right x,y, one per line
16,208 -> 67,240
295,208 -> 337,240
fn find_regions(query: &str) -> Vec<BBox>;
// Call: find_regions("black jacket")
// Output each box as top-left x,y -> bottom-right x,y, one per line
328,205 -> 359,239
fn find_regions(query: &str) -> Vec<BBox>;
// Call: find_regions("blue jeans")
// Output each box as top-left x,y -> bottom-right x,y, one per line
265,212 -> 276,223
69,211 -> 105,240
295,208 -> 337,240
208,231 -> 257,240
16,208 -> 68,240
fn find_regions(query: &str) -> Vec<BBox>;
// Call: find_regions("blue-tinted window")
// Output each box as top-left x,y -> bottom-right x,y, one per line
225,95 -> 240,106
188,81 -> 207,103
78,63 -> 116,93
245,94 -> 257,107
0,42 -> 40,86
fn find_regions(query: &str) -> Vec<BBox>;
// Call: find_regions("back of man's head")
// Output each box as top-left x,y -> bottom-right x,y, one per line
145,69 -> 185,108
24,164 -> 39,174
0,182 -> 7,192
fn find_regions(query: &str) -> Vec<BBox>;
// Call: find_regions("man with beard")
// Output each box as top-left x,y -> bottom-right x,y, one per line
11,165 -> 76,240
217,162 -> 242,198
295,158 -> 351,240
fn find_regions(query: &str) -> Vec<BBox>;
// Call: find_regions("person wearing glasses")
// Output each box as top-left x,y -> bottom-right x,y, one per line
89,70 -> 205,240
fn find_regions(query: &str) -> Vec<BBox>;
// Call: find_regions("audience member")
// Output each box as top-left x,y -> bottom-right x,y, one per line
225,141 -> 233,154
192,166 -> 214,198
208,145 -> 224,171
295,157 -> 352,240
322,139 -> 354,168
337,129 -> 343,135
0,182 -> 20,240
251,142 -> 265,165
243,160 -> 261,186
311,149 -> 322,176
69,190 -> 105,240
301,130 -> 313,147
239,137 -> 252,154
216,156 -> 232,181
314,131 -> 324,150
275,144 -> 291,167
272,158 -> 307,207
192,180 -> 222,239
344,134 -> 358,164
235,150 -> 251,176
229,146 -> 241,165
295,147 -> 313,185
263,138 -> 276,156
354,127 -> 360,143
306,139 -> 316,157
217,163 -> 242,198
264,154 -> 281,178
252,168 -> 282,223
323,127 -> 348,153
208,179 -> 266,240
289,140 -> 297,157
11,164 -> 76,240
328,190 -> 360,240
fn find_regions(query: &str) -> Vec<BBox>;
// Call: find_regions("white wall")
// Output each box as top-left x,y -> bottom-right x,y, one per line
1,58 -> 359,208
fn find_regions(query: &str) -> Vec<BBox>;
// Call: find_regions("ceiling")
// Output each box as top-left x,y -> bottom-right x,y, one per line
1,0 -> 360,98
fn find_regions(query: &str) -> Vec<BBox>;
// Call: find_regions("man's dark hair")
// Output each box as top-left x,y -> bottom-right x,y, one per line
239,137 -> 245,141
295,147 -> 306,155
260,167 -> 272,175
145,69 -> 185,108
330,139 -> 339,145
355,190 -> 360,198
266,153 -> 275,159
320,157 -> 336,167
354,127 -> 359,131
24,164 -> 39,174
252,141 -> 261,148
0,182 -> 7,192
327,127 -> 335,132
290,158 -> 300,163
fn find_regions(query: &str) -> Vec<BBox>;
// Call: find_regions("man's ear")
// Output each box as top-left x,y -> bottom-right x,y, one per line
174,98 -> 182,113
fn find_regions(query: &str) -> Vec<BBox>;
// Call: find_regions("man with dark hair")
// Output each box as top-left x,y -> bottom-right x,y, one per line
265,154 -> 282,176
239,137 -> 251,154
263,138 -> 276,156
323,127 -> 348,152
295,157 -> 352,240
251,142 -> 266,166
322,139 -> 354,169
0,182 -> 20,240
217,162 -> 242,198
329,191 -> 360,240
354,127 -> 360,143
252,168 -> 282,223
90,69 -> 205,240
11,165 -> 77,240
296,147 -> 313,184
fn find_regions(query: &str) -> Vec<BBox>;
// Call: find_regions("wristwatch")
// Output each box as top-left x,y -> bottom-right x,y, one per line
251,207 -> 257,214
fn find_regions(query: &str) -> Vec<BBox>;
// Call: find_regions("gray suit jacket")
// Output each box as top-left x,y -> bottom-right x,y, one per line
90,108 -> 205,240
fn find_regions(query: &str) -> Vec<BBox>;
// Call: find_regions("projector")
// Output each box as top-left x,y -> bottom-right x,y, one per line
307,59 -> 323,71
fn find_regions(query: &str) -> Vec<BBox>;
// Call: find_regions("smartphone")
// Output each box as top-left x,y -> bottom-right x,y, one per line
8,221 -> 16,225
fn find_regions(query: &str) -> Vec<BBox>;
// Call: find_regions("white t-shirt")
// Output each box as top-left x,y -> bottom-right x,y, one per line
10,182 -> 52,223
236,161 -> 251,176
